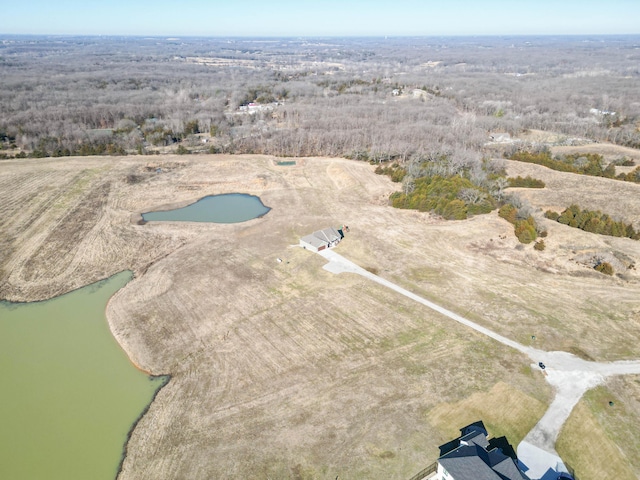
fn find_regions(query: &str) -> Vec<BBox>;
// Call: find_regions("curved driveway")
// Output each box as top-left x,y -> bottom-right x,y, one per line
317,248 -> 640,478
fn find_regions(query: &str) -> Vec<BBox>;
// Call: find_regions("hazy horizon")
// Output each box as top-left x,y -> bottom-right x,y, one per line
2,0 -> 639,37
2,33 -> 640,39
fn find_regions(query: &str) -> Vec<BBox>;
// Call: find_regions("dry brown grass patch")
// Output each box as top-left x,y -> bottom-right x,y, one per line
557,398 -> 637,480
561,377 -> 640,479
427,381 -> 547,447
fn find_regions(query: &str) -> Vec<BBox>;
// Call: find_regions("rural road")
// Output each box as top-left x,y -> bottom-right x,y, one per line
317,248 -> 640,478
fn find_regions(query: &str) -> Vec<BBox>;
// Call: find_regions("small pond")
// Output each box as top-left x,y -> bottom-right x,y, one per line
0,272 -> 166,480
142,193 -> 270,223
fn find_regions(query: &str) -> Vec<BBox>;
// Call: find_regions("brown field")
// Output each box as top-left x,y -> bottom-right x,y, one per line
557,375 -> 640,480
1,153 -> 639,478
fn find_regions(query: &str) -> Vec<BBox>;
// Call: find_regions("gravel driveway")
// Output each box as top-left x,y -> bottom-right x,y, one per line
318,248 -> 640,478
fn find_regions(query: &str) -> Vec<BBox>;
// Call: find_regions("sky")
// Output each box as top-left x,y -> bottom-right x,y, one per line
2,0 -> 639,37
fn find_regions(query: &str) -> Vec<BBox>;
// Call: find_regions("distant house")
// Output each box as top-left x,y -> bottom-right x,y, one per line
488,132 -> 512,143
299,227 -> 343,252
589,108 -> 616,116
238,102 -> 278,115
412,422 -> 531,480
435,422 -> 530,480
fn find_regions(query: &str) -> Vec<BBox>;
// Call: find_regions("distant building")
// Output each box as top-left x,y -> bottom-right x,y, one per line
299,227 -> 343,252
589,108 -> 616,116
238,102 -> 278,114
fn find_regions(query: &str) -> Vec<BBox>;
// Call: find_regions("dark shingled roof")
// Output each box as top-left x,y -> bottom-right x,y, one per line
440,444 -> 528,480
459,430 -> 489,449
439,423 -> 529,480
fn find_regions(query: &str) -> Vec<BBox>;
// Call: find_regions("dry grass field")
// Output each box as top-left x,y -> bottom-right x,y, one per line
1,150 -> 639,478
557,376 -> 640,480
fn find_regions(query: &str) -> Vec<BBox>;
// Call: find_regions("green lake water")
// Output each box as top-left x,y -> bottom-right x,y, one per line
142,193 -> 270,223
0,272 -> 166,480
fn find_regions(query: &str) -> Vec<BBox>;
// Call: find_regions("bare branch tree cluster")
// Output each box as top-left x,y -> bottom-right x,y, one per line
1,35 -> 639,159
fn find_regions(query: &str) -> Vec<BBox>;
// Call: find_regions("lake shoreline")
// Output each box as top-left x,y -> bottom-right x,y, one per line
0,271 -> 165,480
116,374 -> 171,480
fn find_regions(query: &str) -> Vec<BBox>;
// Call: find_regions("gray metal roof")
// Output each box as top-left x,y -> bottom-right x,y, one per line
300,227 -> 342,250
300,233 -> 328,249
314,227 -> 341,243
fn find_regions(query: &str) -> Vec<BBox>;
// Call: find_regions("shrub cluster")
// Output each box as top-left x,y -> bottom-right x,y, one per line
498,203 -> 518,224
498,203 -> 539,244
374,163 -> 407,183
616,166 -> 640,183
508,150 -> 578,173
508,175 -> 545,188
390,175 -> 495,220
612,157 -> 635,167
595,262 -> 614,275
508,151 -> 620,179
514,218 -> 538,244
544,205 -> 639,239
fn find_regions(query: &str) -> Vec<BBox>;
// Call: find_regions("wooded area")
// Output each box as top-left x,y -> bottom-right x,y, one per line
1,35 -> 639,162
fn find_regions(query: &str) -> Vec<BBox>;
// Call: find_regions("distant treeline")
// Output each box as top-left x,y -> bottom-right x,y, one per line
2,35 -> 640,160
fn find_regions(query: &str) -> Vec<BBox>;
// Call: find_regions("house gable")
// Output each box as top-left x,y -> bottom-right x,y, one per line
300,226 -> 343,252
300,233 -> 329,252
436,422 -> 529,480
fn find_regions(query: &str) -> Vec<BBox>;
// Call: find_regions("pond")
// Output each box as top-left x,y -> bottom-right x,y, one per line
142,193 -> 270,223
0,272 -> 166,480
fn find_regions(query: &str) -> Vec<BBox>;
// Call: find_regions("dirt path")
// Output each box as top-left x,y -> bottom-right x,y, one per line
317,248 -> 640,479
319,248 -> 534,355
